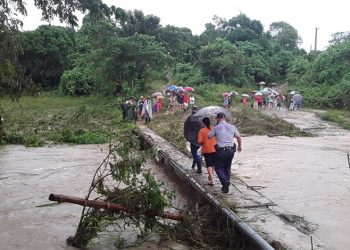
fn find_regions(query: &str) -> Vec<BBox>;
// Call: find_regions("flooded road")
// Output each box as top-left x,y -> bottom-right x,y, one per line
233,109 -> 350,249
0,144 -> 190,250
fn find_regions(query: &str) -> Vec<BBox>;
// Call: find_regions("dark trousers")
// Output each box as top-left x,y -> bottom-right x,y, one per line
214,148 -> 234,185
190,143 -> 201,168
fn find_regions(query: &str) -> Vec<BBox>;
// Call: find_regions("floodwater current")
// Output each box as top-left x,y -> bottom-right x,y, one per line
233,109 -> 350,250
0,109 -> 349,250
0,144 -> 190,250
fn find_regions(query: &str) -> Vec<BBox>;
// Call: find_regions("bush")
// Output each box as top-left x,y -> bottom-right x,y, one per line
59,68 -> 91,96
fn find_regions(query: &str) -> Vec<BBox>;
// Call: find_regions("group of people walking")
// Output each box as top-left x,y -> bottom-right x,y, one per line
120,96 -> 153,124
120,92 -> 196,123
190,108 -> 242,193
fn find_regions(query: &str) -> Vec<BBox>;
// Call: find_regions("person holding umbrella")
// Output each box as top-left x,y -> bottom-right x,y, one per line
208,112 -> 242,193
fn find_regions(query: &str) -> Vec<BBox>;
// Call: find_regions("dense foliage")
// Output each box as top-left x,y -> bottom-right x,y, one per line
1,1 -> 350,109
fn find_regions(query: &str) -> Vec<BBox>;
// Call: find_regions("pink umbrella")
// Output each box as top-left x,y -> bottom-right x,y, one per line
184,86 -> 194,92
222,92 -> 230,97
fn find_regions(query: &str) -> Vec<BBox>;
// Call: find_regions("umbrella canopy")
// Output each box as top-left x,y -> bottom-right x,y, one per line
254,92 -> 263,96
156,95 -> 165,99
167,85 -> 177,91
270,82 -> 277,86
222,92 -> 231,97
230,91 -> 238,96
177,86 -> 184,91
258,81 -> 266,85
262,87 -> 273,95
242,94 -> 249,97
184,106 -> 231,146
289,91 -> 298,95
192,106 -> 231,119
293,93 -> 302,103
152,92 -> 163,97
184,86 -> 194,92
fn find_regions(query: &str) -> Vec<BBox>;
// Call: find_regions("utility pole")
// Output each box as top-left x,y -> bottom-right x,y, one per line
314,27 -> 319,51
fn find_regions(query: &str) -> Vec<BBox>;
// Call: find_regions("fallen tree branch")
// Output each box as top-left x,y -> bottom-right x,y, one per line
48,193 -> 183,221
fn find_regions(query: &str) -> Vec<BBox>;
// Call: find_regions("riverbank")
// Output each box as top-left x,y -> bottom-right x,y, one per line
0,94 -> 118,146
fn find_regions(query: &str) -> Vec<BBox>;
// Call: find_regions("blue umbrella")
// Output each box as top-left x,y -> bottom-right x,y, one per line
167,85 -> 177,91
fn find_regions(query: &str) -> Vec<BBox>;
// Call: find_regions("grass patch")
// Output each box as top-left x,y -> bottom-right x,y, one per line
318,110 -> 350,130
0,94 -> 119,146
232,108 -> 310,137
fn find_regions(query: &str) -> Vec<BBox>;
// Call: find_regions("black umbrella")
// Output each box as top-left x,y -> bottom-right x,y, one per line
192,106 -> 231,119
184,106 -> 231,146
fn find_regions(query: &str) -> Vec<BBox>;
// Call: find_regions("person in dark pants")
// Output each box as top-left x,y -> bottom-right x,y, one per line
189,106 -> 202,173
208,112 -> 242,193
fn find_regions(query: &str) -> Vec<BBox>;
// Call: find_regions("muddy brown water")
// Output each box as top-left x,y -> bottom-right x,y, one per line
1,109 -> 349,250
0,144 -> 191,250
233,108 -> 350,249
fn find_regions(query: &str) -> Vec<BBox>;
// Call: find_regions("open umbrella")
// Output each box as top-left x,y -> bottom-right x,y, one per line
184,86 -> 194,92
184,106 -> 231,146
262,87 -> 273,95
156,95 -> 165,100
254,92 -> 263,96
167,85 -> 177,91
289,91 -> 298,95
270,82 -> 277,87
152,92 -> 163,97
222,92 -> 231,97
242,94 -> 249,97
258,81 -> 266,85
177,86 -> 184,91
230,91 -> 238,96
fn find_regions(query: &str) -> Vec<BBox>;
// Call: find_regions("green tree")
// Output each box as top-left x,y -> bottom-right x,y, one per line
0,27 -> 34,100
106,34 -> 172,90
155,25 -> 197,63
310,40 -> 350,84
268,21 -> 301,51
286,56 -> 311,84
198,38 -> 246,85
172,63 -> 206,86
114,9 -> 161,37
20,25 -> 75,90
60,17 -> 119,96
222,14 -> 264,43
328,32 -> 350,46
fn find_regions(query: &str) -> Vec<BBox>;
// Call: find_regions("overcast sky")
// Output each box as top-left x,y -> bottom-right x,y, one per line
21,0 -> 349,51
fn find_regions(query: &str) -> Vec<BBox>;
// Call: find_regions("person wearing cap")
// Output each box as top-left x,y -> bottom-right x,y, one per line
208,112 -> 242,193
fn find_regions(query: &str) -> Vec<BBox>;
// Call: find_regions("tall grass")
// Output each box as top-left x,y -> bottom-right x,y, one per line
0,94 -> 119,146
318,110 -> 350,130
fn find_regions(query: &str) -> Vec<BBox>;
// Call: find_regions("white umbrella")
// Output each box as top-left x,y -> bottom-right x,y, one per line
242,94 -> 249,97
258,81 -> 266,85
